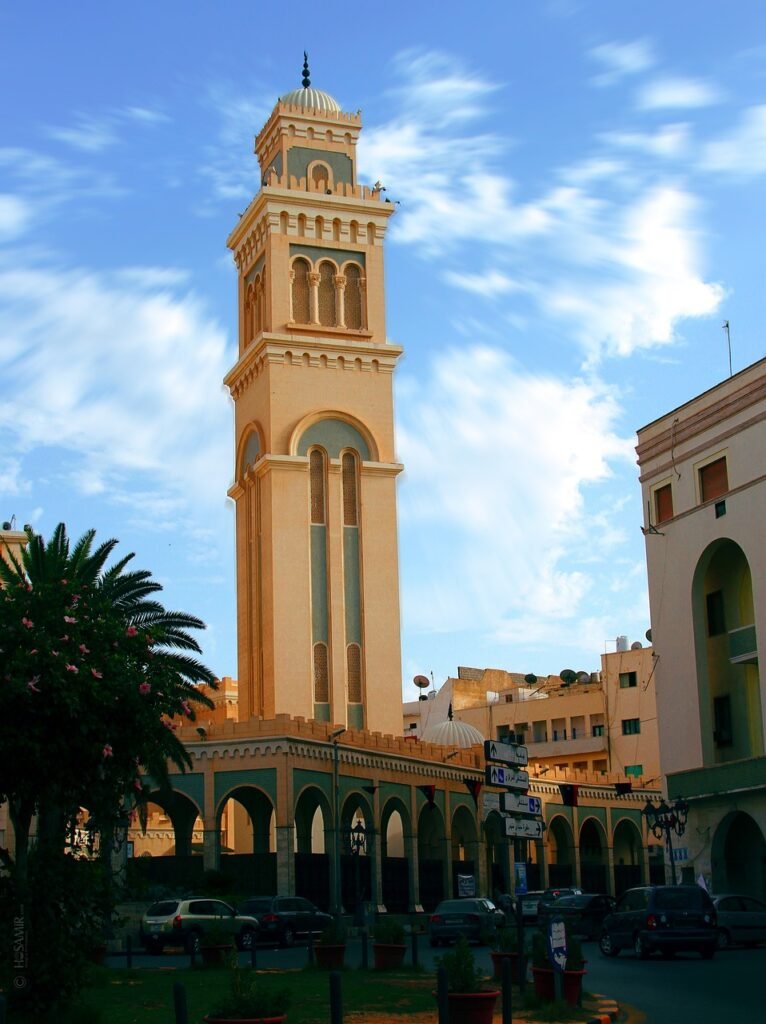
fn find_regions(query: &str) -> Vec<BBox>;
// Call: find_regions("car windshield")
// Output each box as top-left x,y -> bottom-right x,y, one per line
146,901 -> 179,916
436,900 -> 477,913
654,888 -> 710,911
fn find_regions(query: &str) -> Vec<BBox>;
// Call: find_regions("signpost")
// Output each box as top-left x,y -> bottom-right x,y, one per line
484,740 -> 529,767
504,817 -> 544,839
548,915 -> 567,1002
485,765 -> 530,790
500,793 -> 542,816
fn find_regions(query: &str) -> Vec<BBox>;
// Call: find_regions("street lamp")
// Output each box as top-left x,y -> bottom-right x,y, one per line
330,727 -> 347,918
642,797 -> 689,885
347,818 -> 367,926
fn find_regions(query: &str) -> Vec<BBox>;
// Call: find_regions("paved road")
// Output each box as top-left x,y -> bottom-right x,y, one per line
109,934 -> 764,1023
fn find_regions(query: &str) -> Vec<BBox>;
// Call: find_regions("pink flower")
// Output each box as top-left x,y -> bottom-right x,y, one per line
162,719 -> 177,731
64,615 -> 77,624
21,617 -> 33,629
79,644 -> 90,654
139,682 -> 151,695
102,744 -> 113,758
61,579 -> 68,585
126,626 -> 137,637
134,778 -> 143,791
65,664 -> 79,673
60,635 -> 69,642
27,677 -> 41,693
29,649 -> 38,655
51,650 -> 59,657
91,668 -> 103,679
181,701 -> 192,717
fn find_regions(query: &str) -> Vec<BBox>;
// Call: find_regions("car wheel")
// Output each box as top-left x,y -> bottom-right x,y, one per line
701,945 -> 715,960
634,934 -> 650,960
717,928 -> 731,950
185,931 -> 201,955
238,928 -> 255,951
599,931 -> 619,957
281,926 -> 295,948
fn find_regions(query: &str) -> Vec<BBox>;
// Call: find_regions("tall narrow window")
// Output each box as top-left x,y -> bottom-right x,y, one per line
654,483 -> 673,524
700,456 -> 728,502
292,258 -> 310,323
347,643 -> 362,702
342,452 -> 358,526
313,642 -> 329,702
311,163 -> 329,192
318,261 -> 336,326
344,264 -> 362,329
310,449 -> 326,524
706,590 -> 726,636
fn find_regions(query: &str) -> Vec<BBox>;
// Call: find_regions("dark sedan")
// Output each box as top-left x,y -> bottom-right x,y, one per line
238,895 -> 332,947
428,897 -> 505,946
713,894 -> 766,948
538,893 -> 615,939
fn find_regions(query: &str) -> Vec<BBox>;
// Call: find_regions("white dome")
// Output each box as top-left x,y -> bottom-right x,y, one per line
280,87 -> 341,114
422,716 -> 484,749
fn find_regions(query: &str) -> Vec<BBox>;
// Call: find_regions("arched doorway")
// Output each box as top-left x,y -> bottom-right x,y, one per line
127,790 -> 204,891
712,811 -> 766,899
339,795 -> 373,918
418,804 -> 446,910
380,800 -> 410,912
547,815 -> 576,888
216,786 -> 276,896
612,818 -> 643,895
579,818 -> 608,893
451,805 -> 479,897
294,786 -> 332,909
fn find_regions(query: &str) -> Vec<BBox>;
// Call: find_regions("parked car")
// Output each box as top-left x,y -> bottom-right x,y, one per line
520,890 -> 547,922
712,894 -> 766,949
237,895 -> 332,947
538,893 -> 615,939
140,897 -> 259,954
599,885 -> 717,959
428,897 -> 505,946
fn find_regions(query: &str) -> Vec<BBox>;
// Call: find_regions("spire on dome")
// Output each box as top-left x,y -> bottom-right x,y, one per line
302,52 -> 311,89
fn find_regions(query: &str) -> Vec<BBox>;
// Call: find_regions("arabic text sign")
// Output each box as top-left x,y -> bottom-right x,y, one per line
503,817 -> 544,839
485,764 -> 530,790
484,740 -> 529,767
500,792 -> 542,816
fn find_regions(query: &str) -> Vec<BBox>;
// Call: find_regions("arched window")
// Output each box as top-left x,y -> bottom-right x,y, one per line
253,274 -> 263,335
318,261 -> 336,327
313,642 -> 329,702
342,452 -> 358,526
344,264 -> 362,329
347,643 -> 362,703
244,283 -> 254,343
292,258 -> 310,323
310,449 -> 326,524
311,163 -> 330,191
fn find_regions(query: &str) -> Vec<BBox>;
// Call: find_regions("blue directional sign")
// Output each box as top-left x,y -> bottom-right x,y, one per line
484,740 -> 529,767
485,764 -> 530,790
500,792 -> 542,816
548,916 -> 567,973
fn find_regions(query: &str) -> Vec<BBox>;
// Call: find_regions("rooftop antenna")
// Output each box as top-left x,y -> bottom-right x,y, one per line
302,51 -> 311,89
723,320 -> 732,377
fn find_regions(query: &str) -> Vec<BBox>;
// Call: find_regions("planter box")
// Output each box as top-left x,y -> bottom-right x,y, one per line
445,990 -> 499,1024
204,1016 -> 287,1024
314,944 -> 346,969
531,965 -> 587,1006
373,943 -> 406,970
489,950 -> 520,983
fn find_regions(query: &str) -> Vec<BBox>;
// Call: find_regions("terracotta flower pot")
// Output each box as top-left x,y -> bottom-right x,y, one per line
204,1016 -> 287,1024
489,950 -> 520,983
531,965 -> 588,1006
531,966 -> 555,1002
314,943 -> 346,969
445,990 -> 499,1024
372,942 -> 407,970
561,967 -> 587,1006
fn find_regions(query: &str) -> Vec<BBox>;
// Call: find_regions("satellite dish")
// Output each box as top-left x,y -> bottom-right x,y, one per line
413,675 -> 430,690
645,628 -> 652,643
559,669 -> 576,685
631,641 -> 643,650
576,671 -> 591,684
524,673 -> 537,685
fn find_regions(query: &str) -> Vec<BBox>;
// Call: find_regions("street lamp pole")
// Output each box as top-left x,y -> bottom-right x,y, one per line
330,727 -> 346,919
642,797 -> 689,885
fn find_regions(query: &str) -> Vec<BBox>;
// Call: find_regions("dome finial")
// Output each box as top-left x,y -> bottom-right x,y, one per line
302,51 -> 311,89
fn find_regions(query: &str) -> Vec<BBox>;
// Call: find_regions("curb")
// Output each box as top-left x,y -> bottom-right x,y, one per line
585,1000 -> 620,1023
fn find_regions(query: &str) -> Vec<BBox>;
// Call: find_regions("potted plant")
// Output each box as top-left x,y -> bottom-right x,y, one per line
371,917 -> 407,970
314,919 -> 347,969
531,928 -> 587,1006
200,923 -> 236,967
437,936 -> 499,1024
489,925 -> 521,983
204,965 -> 290,1023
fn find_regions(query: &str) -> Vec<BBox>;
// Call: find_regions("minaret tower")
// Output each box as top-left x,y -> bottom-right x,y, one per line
225,57 -> 404,737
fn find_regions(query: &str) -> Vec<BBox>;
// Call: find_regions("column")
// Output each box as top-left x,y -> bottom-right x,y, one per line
276,825 -> 295,895
334,274 -> 346,328
309,271 -> 320,324
202,827 -> 221,871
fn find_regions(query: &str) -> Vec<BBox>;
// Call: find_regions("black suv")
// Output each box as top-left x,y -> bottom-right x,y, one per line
238,895 -> 332,947
599,885 -> 717,959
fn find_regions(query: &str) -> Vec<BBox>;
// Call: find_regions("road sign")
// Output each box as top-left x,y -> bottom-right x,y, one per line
485,765 -> 530,790
484,740 -> 529,767
500,793 -> 542,816
504,817 -> 545,839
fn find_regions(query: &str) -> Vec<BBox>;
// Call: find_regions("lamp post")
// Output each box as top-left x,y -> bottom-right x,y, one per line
642,797 -> 689,885
330,727 -> 346,919
349,819 -> 367,926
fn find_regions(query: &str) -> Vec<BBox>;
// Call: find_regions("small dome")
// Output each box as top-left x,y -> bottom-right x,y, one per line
280,86 -> 341,114
422,714 -> 484,749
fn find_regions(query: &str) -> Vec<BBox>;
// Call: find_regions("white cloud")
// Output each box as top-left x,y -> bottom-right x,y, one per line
588,39 -> 655,86
47,116 -> 119,152
637,77 -> 723,110
443,269 -> 522,297
0,264 -> 234,514
389,49 -> 500,126
701,105 -> 766,176
600,123 -> 690,159
124,106 -> 170,125
0,195 -> 32,240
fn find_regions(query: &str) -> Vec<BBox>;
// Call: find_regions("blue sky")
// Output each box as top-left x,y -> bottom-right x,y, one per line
2,2 -> 765,701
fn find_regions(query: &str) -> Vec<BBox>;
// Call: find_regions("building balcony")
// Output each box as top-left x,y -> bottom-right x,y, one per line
728,624 -> 758,665
525,735 -> 606,759
668,755 -> 766,802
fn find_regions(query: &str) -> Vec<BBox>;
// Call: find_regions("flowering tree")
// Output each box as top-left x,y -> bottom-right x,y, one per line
0,523 -> 216,877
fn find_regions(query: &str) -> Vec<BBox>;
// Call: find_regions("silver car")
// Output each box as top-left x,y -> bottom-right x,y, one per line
712,894 -> 766,949
140,897 -> 259,954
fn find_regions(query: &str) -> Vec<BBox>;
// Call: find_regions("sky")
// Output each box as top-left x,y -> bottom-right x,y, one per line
1,2 -> 765,702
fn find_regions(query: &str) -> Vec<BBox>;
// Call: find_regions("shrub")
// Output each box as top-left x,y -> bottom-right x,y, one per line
438,935 -> 484,993
372,917 -> 405,944
318,919 -> 347,945
206,966 -> 290,1021
493,925 -> 519,952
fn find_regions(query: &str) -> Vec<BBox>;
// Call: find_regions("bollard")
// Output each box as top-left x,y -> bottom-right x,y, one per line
329,969 -> 343,1024
173,981 -> 188,1024
501,956 -> 513,1024
126,934 -> 133,970
436,965 -> 449,1024
360,926 -> 368,970
250,938 -> 257,970
410,915 -> 419,968
515,901 -> 526,994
